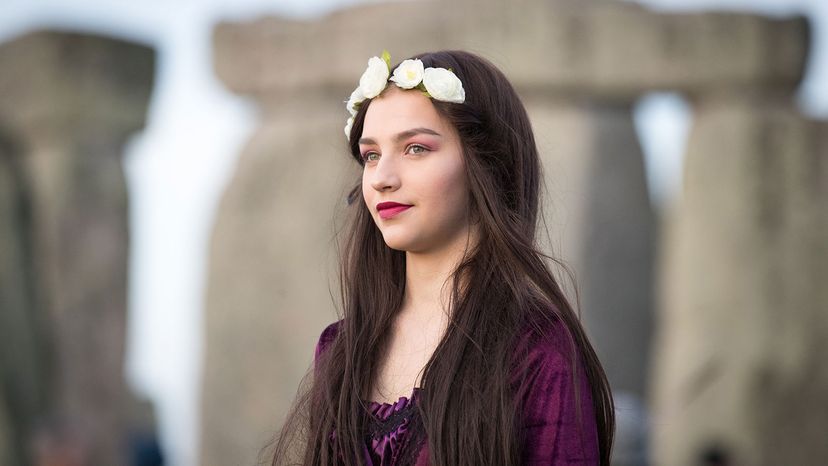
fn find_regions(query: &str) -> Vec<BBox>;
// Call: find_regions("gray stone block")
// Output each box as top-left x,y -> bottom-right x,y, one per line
0,30 -> 155,466
651,96 -> 828,466
199,96 -> 358,466
527,99 -> 655,399
213,0 -> 807,101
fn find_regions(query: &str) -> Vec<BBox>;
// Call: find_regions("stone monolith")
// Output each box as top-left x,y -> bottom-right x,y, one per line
0,30 -> 155,465
652,96 -> 828,466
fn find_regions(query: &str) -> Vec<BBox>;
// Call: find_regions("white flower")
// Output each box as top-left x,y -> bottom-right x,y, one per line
345,86 -> 365,116
344,116 -> 354,140
422,67 -> 465,103
389,59 -> 424,89
358,56 -> 390,99
342,52 -> 468,140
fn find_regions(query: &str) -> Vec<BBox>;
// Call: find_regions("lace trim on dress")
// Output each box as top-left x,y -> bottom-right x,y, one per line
365,388 -> 420,437
363,388 -> 427,466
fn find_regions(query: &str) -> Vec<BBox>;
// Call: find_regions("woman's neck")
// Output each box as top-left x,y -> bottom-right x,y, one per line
400,225 -> 479,321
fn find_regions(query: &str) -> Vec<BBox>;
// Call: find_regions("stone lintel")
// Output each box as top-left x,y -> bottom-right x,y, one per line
0,30 -> 155,138
213,0 -> 808,101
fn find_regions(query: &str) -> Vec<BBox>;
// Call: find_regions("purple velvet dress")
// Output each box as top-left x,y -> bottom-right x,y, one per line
314,319 -> 599,465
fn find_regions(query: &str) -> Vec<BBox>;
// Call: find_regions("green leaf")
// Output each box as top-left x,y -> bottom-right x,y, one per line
381,50 -> 392,70
417,82 -> 431,98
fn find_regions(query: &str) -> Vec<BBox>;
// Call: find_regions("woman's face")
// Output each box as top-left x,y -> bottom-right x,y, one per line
359,86 -> 472,254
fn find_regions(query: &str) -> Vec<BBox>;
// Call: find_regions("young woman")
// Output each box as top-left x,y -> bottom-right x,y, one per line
269,50 -> 615,466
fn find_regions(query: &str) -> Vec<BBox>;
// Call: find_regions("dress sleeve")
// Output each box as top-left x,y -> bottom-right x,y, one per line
519,333 -> 600,465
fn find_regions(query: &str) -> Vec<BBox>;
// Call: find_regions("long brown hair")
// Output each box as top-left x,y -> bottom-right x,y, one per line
267,50 -> 614,465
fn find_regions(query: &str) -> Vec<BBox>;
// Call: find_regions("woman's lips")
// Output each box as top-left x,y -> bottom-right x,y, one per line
376,201 -> 413,219
378,205 -> 412,219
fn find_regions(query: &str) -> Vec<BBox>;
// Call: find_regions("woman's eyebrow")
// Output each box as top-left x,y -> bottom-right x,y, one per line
358,127 -> 442,146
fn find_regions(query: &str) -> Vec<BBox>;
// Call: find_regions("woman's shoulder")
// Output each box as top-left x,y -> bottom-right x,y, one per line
513,314 -> 600,463
320,319 -> 342,342
314,318 -> 344,363
517,312 -> 580,361
509,311 -> 588,390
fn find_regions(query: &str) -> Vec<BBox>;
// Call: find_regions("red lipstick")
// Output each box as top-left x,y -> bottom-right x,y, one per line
376,201 -> 412,219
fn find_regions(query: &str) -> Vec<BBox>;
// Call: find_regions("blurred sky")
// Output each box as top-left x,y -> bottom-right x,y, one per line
0,1 -> 824,465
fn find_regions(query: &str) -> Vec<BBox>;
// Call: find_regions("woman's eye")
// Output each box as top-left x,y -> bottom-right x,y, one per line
407,144 -> 428,155
362,152 -> 379,162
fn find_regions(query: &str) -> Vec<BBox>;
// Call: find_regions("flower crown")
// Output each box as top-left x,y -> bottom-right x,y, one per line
344,50 -> 466,140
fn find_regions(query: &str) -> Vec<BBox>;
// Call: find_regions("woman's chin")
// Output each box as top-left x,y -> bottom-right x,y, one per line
380,232 -> 419,252
382,238 -> 412,252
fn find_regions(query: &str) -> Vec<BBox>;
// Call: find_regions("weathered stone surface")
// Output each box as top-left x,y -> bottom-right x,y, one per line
214,0 -> 807,100
527,99 -> 655,398
199,95 -> 358,466
0,130 -> 50,466
0,31 -> 154,139
651,96 -> 828,466
0,30 -> 155,465
0,383 -> 14,466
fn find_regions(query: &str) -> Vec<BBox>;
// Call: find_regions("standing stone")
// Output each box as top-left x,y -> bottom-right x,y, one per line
527,99 -> 654,466
0,383 -> 13,465
0,30 -> 155,465
200,96 -> 358,466
214,0 -> 807,101
0,130 -> 46,466
531,100 -> 655,398
651,96 -> 828,466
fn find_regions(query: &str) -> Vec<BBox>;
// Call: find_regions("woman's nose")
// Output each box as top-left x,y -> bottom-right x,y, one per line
369,154 -> 401,192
